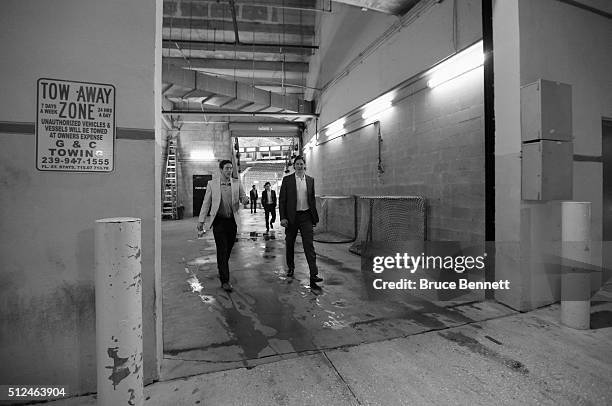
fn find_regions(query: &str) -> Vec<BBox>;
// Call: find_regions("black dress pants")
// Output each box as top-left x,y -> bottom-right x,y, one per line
285,210 -> 318,278
212,216 -> 237,283
264,204 -> 276,229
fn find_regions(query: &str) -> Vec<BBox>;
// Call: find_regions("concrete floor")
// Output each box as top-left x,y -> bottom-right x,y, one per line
37,209 -> 612,405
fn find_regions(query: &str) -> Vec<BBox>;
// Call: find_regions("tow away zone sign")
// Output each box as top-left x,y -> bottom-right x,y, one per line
36,78 -> 115,172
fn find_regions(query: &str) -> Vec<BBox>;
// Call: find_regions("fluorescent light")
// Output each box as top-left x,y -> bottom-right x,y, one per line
304,137 -> 316,149
427,41 -> 484,88
190,150 -> 214,160
362,91 -> 395,119
326,117 -> 346,136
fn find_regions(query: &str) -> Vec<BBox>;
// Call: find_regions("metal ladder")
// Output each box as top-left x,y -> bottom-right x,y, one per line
162,138 -> 178,220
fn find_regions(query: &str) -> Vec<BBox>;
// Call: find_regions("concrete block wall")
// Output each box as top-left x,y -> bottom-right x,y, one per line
175,123 -> 232,217
305,71 -> 485,242
303,0 -> 484,243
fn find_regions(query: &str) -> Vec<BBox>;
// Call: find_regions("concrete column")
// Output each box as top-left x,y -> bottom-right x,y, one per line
560,202 -> 591,330
95,217 -> 144,406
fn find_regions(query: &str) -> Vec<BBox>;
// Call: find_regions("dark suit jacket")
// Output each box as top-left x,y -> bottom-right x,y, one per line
249,189 -> 258,200
280,173 -> 319,225
262,190 -> 277,208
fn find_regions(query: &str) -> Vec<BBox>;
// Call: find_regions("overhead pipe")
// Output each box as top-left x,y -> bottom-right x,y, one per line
236,0 -> 332,12
162,39 -> 319,50
162,110 -> 318,118
228,0 -> 240,44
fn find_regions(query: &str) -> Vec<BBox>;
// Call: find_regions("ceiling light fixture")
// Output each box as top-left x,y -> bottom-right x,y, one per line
427,41 -> 484,88
191,150 -> 215,161
362,91 -> 395,120
326,117 -> 346,136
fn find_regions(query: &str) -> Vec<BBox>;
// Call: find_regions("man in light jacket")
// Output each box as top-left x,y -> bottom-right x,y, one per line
197,159 -> 249,292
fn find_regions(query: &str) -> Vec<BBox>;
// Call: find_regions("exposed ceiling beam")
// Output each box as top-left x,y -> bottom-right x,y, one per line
163,28 -> 312,45
333,0 -> 420,15
163,65 -> 313,113
179,74 -> 309,89
163,110 -> 317,118
254,86 -> 304,94
164,0 -> 328,14
168,75 -> 310,94
163,39 -> 318,52
162,17 -> 314,36
164,48 -> 308,63
164,57 -> 309,72
188,68 -> 306,81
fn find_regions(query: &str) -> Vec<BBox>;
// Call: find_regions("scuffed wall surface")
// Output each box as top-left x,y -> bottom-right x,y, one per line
0,137 -> 156,391
0,0 -> 159,393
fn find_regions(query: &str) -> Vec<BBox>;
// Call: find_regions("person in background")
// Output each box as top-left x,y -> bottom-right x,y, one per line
197,160 -> 249,292
249,185 -> 258,214
279,156 -> 323,289
262,181 -> 277,233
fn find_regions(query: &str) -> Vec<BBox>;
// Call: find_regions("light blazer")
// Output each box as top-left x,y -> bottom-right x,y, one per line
198,176 -> 247,231
279,173 -> 319,225
262,189 -> 277,208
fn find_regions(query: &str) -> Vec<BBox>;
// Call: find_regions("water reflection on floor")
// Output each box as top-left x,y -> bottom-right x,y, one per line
162,210 -> 495,378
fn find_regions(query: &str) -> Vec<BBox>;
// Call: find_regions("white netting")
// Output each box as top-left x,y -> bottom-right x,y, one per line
349,196 -> 427,255
313,196 -> 357,243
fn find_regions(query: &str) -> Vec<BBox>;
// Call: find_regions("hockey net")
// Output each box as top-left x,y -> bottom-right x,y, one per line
313,196 -> 357,243
348,196 -> 426,255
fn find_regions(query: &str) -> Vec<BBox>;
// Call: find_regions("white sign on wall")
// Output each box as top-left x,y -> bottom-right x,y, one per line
36,78 -> 115,172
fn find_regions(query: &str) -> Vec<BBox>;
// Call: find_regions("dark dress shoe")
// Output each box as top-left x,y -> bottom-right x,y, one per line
221,282 -> 233,292
311,276 -> 323,282
310,281 -> 322,290
286,269 -> 294,277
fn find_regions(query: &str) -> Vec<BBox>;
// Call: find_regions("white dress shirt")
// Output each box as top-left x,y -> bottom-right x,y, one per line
295,174 -> 309,211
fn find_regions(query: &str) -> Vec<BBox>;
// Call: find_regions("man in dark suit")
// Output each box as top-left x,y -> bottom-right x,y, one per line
262,181 -> 277,233
280,156 -> 323,289
249,185 -> 258,213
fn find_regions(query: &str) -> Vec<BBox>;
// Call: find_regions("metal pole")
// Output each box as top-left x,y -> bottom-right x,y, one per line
560,202 -> 591,329
95,217 -> 143,405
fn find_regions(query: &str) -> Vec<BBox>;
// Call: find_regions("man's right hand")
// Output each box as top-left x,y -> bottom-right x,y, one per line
280,219 -> 288,228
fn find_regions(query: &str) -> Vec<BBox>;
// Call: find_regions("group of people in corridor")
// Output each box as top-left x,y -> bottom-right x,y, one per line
249,183 -> 278,234
196,156 -> 322,292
